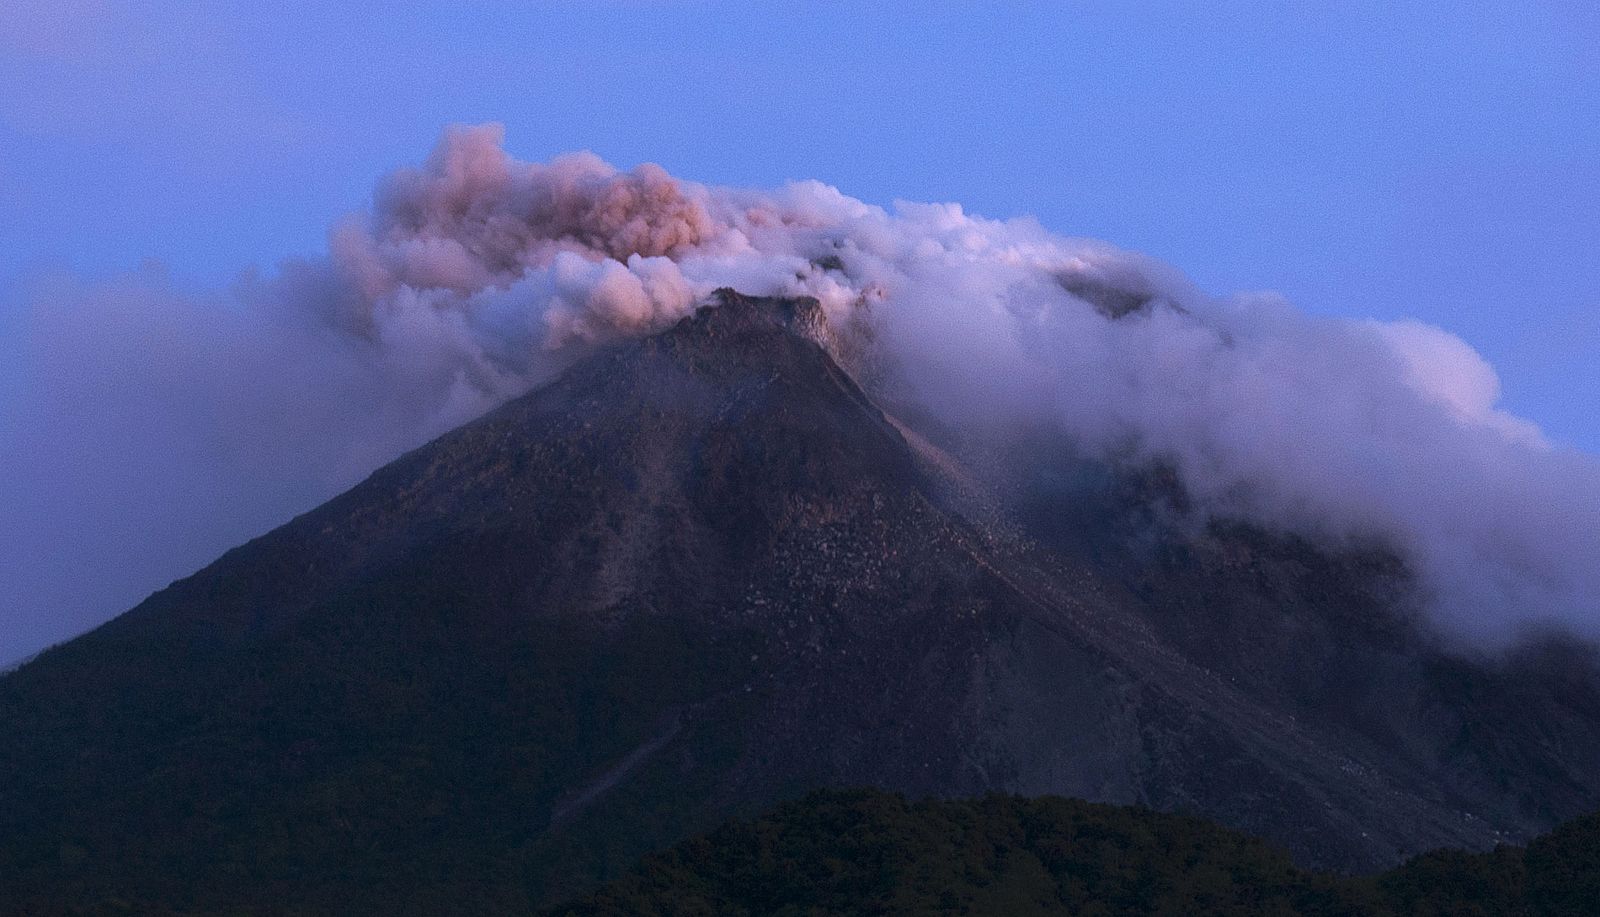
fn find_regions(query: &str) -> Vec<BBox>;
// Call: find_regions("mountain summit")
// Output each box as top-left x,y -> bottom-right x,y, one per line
4,290 -> 1599,913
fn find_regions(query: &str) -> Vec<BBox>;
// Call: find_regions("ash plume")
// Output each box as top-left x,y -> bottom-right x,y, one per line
4,122 -> 1597,658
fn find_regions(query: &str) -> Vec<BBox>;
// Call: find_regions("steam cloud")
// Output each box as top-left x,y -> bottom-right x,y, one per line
5,123 -> 1598,659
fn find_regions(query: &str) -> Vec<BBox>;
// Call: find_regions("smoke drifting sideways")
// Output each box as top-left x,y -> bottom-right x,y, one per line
4,122 -> 1598,661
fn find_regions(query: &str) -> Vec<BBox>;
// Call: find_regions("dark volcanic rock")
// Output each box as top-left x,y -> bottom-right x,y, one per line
3,290 -> 1598,914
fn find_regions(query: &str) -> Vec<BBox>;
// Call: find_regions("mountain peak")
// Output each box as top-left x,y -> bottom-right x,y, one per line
677,287 -> 829,342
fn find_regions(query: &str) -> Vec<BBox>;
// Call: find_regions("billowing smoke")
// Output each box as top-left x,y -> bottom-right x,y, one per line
5,123 -> 1598,659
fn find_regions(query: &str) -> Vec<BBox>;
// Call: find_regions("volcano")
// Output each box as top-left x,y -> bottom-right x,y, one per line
4,290 -> 1599,914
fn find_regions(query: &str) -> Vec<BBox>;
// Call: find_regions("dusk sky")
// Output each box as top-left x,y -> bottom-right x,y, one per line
2,1 -> 1599,661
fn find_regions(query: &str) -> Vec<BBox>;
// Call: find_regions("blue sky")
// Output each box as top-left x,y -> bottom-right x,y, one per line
1,1 -> 1598,662
2,2 -> 1597,449
4,1 -> 1596,456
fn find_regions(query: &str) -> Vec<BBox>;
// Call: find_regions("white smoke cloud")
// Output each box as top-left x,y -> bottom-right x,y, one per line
4,122 -> 1597,659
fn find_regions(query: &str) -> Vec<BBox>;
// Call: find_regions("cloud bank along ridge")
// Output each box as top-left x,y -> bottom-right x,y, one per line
6,122 -> 1598,655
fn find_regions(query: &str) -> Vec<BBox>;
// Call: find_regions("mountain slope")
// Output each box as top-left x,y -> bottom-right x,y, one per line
2,291 -> 1598,914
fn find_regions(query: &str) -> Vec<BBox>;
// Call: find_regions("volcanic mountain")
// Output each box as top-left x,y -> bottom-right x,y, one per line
4,290 -> 1599,914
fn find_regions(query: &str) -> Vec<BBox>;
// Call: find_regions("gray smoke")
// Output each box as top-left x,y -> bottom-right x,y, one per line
4,123 -> 1597,660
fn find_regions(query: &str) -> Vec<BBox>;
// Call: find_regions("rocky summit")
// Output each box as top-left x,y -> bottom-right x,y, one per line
4,290 -> 1599,914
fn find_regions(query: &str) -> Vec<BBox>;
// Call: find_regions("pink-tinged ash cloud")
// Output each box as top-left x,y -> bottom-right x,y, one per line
343,125 -> 714,298
5,123 -> 1599,661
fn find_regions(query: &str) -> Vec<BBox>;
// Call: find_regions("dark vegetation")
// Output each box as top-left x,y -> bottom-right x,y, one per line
14,785 -> 1599,915
553,789 -> 1600,916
